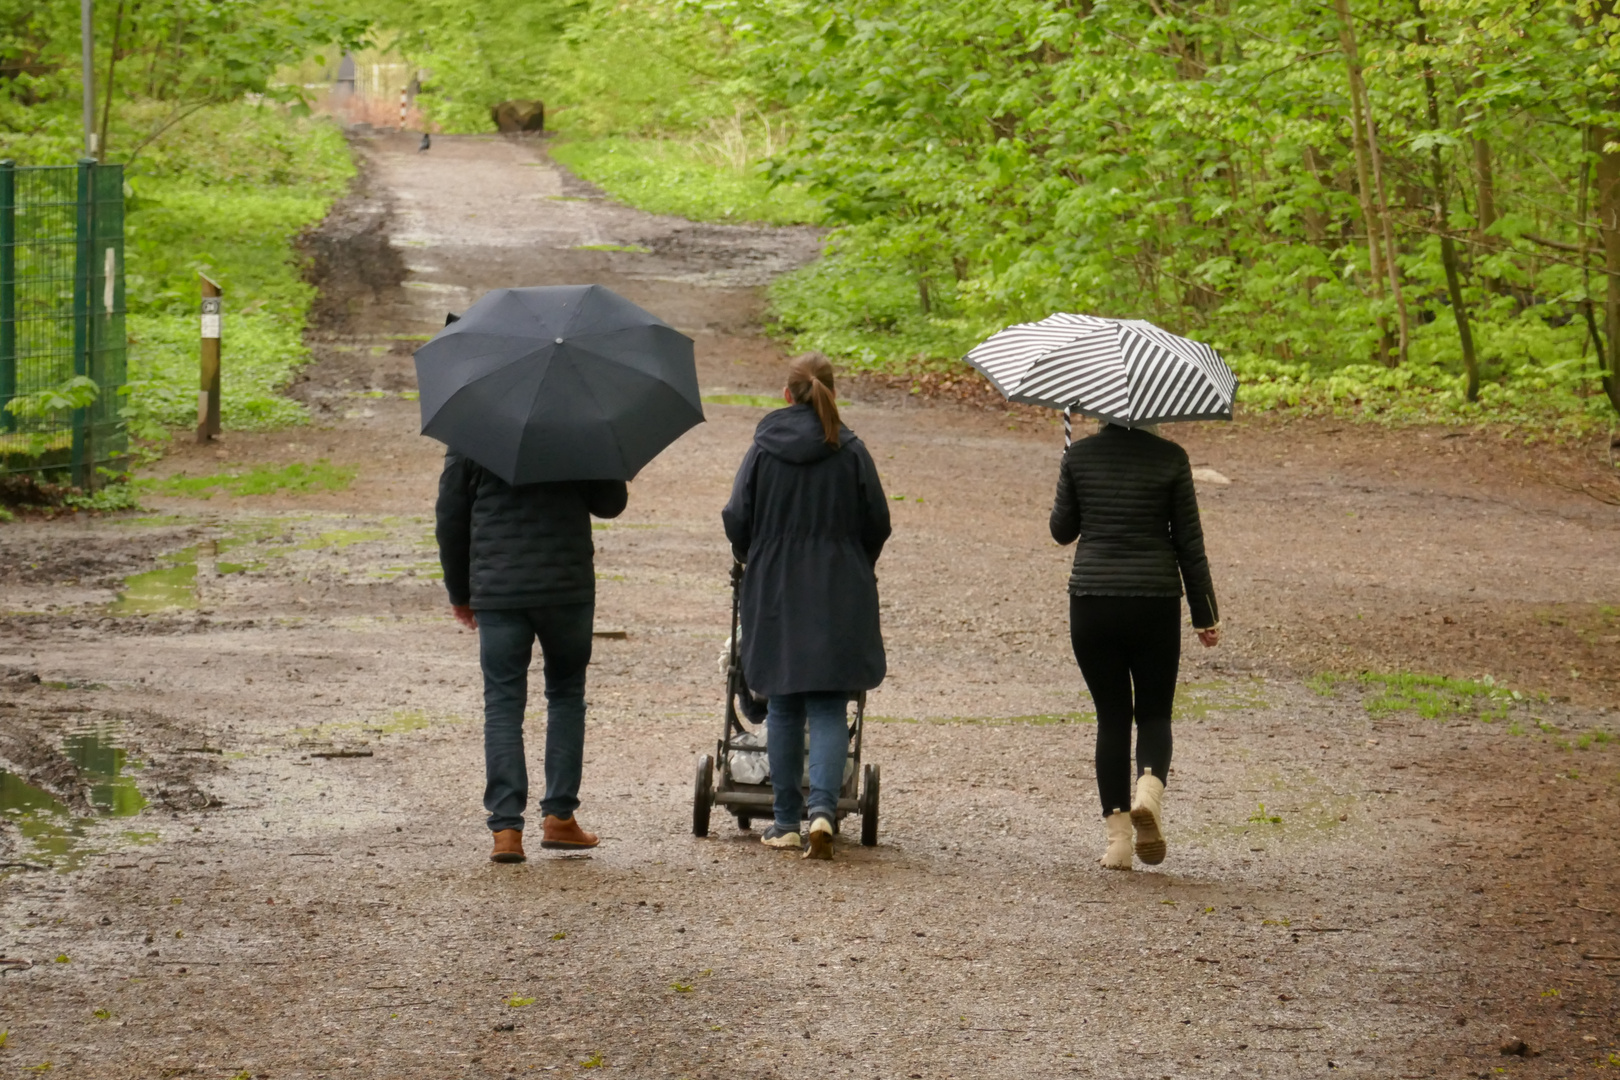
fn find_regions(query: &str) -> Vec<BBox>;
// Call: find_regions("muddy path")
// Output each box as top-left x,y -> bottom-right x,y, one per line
0,131 -> 1618,1079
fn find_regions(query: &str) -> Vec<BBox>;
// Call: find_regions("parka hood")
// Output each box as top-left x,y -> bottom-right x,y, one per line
753,403 -> 855,464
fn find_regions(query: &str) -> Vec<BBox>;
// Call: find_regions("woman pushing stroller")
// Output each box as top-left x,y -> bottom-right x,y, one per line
722,355 -> 892,860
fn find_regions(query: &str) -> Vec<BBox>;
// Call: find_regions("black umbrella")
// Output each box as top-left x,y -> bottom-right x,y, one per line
414,285 -> 704,484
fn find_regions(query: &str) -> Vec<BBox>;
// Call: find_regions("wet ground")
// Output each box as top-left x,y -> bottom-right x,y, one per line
1,132 -> 1618,1079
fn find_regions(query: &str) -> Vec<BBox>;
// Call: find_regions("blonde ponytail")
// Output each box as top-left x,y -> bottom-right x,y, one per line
787,353 -> 842,447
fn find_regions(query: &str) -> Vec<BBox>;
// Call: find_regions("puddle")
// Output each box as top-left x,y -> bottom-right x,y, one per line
106,535 -> 266,614
63,729 -> 148,816
107,548 -> 199,614
105,517 -> 446,613
1,727 -> 151,872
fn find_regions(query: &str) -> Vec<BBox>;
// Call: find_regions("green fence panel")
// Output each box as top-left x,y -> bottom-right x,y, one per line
0,160 -> 126,485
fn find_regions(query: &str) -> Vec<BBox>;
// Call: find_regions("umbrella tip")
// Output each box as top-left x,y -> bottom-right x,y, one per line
445,312 -> 461,326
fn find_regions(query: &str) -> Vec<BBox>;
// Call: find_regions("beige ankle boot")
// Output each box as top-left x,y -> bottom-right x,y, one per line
1130,769 -> 1166,864
1099,811 -> 1132,870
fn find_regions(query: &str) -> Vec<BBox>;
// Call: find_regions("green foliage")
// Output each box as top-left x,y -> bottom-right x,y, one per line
364,0 -> 581,134
61,480 -> 141,513
135,460 -> 355,499
120,105 -> 354,439
0,0 -> 368,165
730,0 -> 1620,425
3,377 -> 101,420
550,135 -> 821,226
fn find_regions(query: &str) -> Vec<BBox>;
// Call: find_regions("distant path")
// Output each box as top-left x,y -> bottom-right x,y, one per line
0,132 -> 1615,1078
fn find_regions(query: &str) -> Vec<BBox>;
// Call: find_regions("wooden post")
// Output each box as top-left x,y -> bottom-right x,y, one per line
197,274 -> 221,442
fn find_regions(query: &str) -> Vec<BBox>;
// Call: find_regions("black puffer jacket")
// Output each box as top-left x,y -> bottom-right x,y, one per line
436,451 -> 628,610
722,404 -> 891,697
1049,424 -> 1218,628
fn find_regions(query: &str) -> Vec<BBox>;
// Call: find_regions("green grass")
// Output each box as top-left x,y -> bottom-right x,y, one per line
1309,671 -> 1524,722
121,104 -> 355,441
135,460 -> 355,499
549,136 -> 823,227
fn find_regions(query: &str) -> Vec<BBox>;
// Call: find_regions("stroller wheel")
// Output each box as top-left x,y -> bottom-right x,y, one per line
860,763 -> 880,847
736,815 -> 752,832
692,754 -> 714,837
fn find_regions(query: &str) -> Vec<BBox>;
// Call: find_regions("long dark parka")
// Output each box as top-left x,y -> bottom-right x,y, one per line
721,363 -> 892,697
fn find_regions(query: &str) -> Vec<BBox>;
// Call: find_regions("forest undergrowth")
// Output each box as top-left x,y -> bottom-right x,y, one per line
380,0 -> 1620,435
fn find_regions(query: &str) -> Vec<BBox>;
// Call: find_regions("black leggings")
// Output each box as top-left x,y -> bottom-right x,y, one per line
1069,594 -> 1181,818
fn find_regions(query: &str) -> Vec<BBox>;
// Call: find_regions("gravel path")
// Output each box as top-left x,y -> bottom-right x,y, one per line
0,132 -> 1617,1080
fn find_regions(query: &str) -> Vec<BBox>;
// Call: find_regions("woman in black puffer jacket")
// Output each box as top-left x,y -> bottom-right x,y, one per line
1050,422 -> 1220,871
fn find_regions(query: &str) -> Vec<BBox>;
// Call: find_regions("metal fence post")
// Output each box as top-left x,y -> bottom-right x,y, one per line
72,157 -> 95,489
198,274 -> 221,442
0,160 -> 14,435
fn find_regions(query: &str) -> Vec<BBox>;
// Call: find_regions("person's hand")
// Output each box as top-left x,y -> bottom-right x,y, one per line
451,604 -> 477,631
1197,626 -> 1220,648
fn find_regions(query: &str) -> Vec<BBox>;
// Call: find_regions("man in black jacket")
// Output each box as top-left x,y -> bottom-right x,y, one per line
436,450 -> 628,863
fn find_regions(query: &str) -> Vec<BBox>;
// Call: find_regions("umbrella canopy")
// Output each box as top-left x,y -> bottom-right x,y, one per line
965,313 -> 1237,427
414,285 -> 703,484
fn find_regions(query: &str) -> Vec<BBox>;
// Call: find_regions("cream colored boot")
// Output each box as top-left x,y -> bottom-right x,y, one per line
1099,811 -> 1133,870
1130,769 -> 1166,865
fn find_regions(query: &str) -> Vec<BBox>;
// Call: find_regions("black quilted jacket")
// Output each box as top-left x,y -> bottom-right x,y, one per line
435,451 -> 628,610
1049,424 -> 1219,628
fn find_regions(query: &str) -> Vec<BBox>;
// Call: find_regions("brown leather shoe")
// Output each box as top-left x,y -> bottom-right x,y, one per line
540,814 -> 599,849
490,828 -> 526,863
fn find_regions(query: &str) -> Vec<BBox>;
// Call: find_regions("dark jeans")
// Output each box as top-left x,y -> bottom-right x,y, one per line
477,603 -> 594,832
1070,594 -> 1180,818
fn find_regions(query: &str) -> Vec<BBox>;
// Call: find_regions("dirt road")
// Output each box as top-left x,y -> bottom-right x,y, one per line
1,132 -> 1618,1079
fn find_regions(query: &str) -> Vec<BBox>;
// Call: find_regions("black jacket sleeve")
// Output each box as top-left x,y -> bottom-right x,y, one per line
853,439 -> 892,564
1049,453 -> 1081,545
721,444 -> 761,562
1169,457 -> 1219,628
435,452 -> 475,607
583,479 -> 628,520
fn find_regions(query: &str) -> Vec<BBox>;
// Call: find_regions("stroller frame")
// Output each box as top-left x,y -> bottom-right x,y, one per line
691,561 -> 880,846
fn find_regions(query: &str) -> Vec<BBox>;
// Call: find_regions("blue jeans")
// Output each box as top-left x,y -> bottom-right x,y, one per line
765,692 -> 850,830
477,603 -> 594,832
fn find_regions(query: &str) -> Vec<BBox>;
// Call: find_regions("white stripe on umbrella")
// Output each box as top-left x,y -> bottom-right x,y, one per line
1007,324 -> 1128,412
965,313 -> 1236,427
965,313 -> 1110,398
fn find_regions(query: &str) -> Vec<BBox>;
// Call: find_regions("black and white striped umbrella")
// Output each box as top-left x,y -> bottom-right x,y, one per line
965,313 -> 1237,429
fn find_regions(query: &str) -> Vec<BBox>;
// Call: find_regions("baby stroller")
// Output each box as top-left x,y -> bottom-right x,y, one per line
691,561 -> 881,846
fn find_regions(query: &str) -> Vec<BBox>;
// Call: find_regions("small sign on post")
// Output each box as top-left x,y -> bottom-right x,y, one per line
198,274 -> 221,442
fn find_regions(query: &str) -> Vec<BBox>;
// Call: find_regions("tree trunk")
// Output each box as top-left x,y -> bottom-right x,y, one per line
1362,93 -> 1411,366
1598,114 -> 1620,414
97,0 -> 128,162
1471,75 -> 1497,241
1414,1 -> 1479,400
1334,0 -> 1404,365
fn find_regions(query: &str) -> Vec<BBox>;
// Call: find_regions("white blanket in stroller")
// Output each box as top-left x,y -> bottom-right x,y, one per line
727,728 -> 855,787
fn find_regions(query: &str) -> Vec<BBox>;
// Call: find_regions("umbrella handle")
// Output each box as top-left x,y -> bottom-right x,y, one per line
1063,409 -> 1071,452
